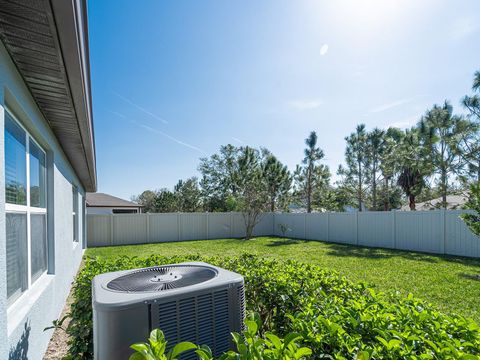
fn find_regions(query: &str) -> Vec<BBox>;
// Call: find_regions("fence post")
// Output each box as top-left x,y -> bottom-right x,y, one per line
304,213 -> 307,239
110,214 -> 114,246
146,213 -> 150,243
272,212 -> 276,236
230,212 -> 234,238
392,210 -> 396,250
355,211 -> 359,245
206,212 -> 209,239
441,209 -> 446,254
326,212 -> 330,242
177,213 -> 181,241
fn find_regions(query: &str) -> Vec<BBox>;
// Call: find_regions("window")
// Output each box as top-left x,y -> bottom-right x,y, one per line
72,185 -> 78,242
4,110 -> 47,304
112,209 -> 138,214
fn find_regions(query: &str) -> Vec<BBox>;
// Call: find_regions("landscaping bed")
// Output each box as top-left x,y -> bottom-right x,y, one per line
65,253 -> 480,359
87,237 -> 480,323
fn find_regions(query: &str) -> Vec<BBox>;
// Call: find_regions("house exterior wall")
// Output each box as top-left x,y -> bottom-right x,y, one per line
0,41 -> 85,359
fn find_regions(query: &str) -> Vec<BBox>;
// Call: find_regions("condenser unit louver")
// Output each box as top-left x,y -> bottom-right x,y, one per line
92,262 -> 245,360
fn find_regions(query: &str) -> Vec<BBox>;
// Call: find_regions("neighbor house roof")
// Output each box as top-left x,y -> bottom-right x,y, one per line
86,193 -> 142,208
0,0 -> 96,191
400,193 -> 469,211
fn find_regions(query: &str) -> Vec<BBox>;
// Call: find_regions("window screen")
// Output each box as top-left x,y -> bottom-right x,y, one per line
5,113 -> 27,205
31,214 -> 47,282
6,213 -> 28,304
29,139 -> 46,208
5,110 -> 49,305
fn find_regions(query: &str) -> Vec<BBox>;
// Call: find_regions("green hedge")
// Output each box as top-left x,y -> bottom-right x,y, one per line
67,254 -> 480,359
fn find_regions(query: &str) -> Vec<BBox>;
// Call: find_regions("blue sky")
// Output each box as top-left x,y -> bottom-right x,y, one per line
88,0 -> 480,200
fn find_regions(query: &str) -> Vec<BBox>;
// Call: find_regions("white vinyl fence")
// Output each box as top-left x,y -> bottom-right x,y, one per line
87,212 -> 274,247
87,210 -> 480,258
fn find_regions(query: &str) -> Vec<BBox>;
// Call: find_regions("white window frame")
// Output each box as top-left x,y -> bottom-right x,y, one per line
5,108 -> 48,304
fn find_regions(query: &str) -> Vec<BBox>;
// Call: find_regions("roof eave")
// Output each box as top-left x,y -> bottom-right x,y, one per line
50,0 -> 96,191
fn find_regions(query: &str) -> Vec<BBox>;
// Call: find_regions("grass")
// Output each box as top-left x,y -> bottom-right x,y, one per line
86,237 -> 480,323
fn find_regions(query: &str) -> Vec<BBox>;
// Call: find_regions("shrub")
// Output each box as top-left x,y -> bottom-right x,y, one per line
461,183 -> 480,237
67,254 -> 480,359
129,313 -> 312,360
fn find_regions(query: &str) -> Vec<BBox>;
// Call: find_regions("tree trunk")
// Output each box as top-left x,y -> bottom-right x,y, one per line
441,168 -> 447,209
306,186 -> 311,213
358,160 -> 363,212
384,177 -> 389,211
306,164 -> 312,213
372,175 -> 377,210
477,161 -> 480,187
245,223 -> 253,240
409,194 -> 416,211
270,195 -> 275,213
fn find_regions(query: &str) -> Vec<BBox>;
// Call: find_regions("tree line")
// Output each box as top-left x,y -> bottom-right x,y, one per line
133,70 -> 480,216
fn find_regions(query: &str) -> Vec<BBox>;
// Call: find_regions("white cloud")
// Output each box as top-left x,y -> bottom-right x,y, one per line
113,92 -> 169,124
450,16 -> 479,40
231,137 -> 245,144
108,110 -> 126,119
288,99 -> 322,110
320,44 -> 329,56
370,98 -> 414,113
131,120 -> 206,154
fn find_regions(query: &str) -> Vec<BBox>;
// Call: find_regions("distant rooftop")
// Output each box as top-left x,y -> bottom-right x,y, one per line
401,193 -> 469,211
86,193 -> 142,208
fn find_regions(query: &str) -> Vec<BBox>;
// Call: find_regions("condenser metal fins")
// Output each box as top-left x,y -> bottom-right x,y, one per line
92,262 -> 245,360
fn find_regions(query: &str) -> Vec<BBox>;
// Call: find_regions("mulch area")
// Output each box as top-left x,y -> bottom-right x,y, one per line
43,289 -> 74,359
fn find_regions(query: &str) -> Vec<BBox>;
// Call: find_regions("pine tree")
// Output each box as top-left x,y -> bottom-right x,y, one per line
295,131 -> 327,213
459,70 -> 480,185
338,124 -> 369,211
262,154 -> 291,212
420,101 -> 463,208
366,128 -> 386,210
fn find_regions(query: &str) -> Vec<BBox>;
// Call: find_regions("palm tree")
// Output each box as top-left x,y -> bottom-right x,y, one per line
396,129 -> 431,210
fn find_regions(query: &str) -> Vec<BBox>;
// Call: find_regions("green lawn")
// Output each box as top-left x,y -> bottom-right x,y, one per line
86,237 -> 480,323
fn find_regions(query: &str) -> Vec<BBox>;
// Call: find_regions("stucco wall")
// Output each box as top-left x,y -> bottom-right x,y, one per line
0,41 -> 85,359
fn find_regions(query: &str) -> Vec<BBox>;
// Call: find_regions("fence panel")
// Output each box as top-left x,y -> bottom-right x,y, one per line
87,215 -> 111,247
358,212 -> 394,248
254,213 -> 274,236
395,211 -> 443,253
207,213 -> 232,239
328,213 -> 357,244
445,210 -> 480,258
113,214 -> 148,245
87,211 -> 480,258
305,213 -> 328,240
180,213 -> 207,241
231,213 -> 246,238
273,213 -> 305,238
149,213 -> 178,242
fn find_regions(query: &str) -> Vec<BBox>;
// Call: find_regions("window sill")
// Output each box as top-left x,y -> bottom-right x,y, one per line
7,272 -> 54,336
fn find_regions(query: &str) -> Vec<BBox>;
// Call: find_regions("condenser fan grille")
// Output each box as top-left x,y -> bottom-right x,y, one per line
106,265 -> 218,292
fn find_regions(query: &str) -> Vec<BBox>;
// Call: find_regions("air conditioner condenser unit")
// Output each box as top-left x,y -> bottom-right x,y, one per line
92,262 -> 245,360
